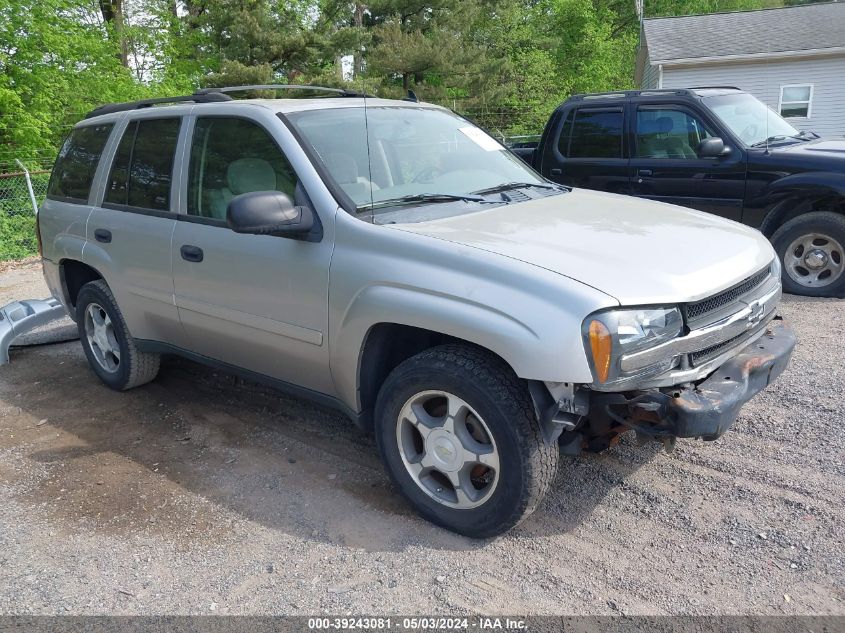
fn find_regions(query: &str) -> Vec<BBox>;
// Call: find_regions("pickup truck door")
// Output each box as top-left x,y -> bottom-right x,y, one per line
628,104 -> 746,222
540,106 -> 630,195
170,109 -> 336,396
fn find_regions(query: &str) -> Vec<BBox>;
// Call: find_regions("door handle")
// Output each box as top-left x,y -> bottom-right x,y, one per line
94,229 -> 111,243
638,169 -> 653,177
180,245 -> 204,263
550,168 -> 562,176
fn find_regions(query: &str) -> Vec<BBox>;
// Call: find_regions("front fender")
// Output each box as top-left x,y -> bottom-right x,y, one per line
758,172 -> 845,236
764,171 -> 845,198
327,216 -> 618,413
341,281 -> 540,372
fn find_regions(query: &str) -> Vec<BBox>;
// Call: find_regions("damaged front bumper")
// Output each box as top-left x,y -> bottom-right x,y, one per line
589,318 -> 796,442
0,297 -> 69,365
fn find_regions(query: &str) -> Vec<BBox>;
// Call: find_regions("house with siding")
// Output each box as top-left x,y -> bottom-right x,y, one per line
635,2 -> 845,138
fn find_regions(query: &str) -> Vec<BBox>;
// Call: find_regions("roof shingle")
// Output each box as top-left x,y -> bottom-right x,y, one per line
643,2 -> 845,62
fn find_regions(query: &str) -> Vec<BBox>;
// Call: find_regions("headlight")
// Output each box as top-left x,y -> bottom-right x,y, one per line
583,307 -> 682,386
770,255 -> 782,282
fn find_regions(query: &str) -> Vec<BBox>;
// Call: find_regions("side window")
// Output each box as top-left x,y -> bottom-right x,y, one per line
105,118 -> 181,211
187,117 -> 298,220
47,124 -> 113,202
568,108 -> 624,159
556,109 -> 575,157
635,108 -> 714,159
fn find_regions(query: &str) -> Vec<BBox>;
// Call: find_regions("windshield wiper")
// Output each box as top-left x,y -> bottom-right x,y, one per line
750,135 -> 797,148
362,193 -> 501,211
471,181 -> 562,195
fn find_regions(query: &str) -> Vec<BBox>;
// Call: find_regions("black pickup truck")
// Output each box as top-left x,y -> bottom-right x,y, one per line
513,87 -> 845,298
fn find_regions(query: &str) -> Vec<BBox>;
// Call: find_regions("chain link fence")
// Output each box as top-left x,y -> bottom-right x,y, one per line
0,160 -> 52,261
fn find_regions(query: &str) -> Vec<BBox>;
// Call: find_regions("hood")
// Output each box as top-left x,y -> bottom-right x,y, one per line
765,138 -> 845,163
388,189 -> 775,305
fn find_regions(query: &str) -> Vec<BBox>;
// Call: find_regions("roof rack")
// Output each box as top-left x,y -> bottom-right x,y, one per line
195,84 -> 369,97
84,84 -> 369,120
84,92 -> 233,119
567,86 -> 742,102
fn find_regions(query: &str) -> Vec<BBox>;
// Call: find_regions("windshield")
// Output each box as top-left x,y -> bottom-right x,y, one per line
285,105 -> 547,216
703,92 -> 800,146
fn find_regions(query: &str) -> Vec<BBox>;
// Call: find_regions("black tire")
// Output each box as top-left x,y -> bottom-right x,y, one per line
374,344 -> 558,538
76,280 -> 160,390
771,211 -> 845,298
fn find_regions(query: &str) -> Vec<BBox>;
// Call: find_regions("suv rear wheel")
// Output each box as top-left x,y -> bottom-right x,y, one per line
76,280 -> 160,390
374,344 -> 558,538
772,211 -> 845,298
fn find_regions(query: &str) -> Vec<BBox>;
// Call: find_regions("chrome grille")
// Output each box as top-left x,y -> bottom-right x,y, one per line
686,267 -> 770,325
689,332 -> 748,366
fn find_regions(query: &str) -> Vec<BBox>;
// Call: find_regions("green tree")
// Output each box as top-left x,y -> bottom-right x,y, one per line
0,0 -> 145,162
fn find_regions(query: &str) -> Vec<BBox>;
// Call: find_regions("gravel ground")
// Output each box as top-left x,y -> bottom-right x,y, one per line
0,260 -> 842,616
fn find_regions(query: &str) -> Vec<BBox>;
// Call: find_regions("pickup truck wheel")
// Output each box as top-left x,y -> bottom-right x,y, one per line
771,211 -> 845,298
374,345 -> 558,538
76,280 -> 160,390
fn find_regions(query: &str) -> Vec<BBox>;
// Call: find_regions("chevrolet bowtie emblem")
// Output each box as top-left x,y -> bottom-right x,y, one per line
747,300 -> 765,326
435,445 -> 453,460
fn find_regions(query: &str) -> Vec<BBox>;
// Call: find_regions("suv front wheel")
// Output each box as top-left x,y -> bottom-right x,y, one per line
76,280 -> 160,390
374,344 -> 558,538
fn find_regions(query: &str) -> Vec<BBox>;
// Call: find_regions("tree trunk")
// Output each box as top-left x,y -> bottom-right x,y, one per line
99,0 -> 129,67
402,72 -> 410,91
352,2 -> 365,79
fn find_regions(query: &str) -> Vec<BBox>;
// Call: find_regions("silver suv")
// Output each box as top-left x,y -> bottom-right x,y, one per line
38,86 -> 795,537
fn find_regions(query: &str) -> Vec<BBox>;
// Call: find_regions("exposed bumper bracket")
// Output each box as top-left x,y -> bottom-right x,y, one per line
0,297 -> 69,365
590,318 -> 796,441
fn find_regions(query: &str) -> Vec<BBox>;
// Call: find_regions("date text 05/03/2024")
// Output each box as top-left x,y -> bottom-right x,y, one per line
307,617 -> 528,630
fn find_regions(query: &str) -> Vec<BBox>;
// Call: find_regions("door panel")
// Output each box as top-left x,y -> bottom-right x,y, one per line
171,114 -> 334,394
86,116 -> 182,344
87,209 -> 179,342
628,105 -> 746,221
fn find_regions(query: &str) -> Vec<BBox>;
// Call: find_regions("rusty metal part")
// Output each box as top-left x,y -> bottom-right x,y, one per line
588,318 -> 796,442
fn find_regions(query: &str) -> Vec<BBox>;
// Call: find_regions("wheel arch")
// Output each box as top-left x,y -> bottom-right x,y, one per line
356,323 -> 527,432
59,259 -> 105,311
759,173 -> 845,238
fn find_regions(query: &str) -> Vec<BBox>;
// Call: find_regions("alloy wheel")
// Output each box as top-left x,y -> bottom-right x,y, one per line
396,390 -> 500,509
84,302 -> 121,373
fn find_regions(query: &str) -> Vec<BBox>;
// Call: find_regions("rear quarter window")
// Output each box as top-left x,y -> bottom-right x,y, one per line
47,124 -> 114,202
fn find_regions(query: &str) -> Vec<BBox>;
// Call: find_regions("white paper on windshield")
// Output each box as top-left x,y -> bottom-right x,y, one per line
459,127 -> 505,151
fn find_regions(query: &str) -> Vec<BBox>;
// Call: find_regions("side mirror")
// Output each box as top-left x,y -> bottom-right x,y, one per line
227,191 -> 314,237
697,137 -> 730,159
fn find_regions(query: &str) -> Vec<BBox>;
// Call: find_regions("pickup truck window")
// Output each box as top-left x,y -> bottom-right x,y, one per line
105,118 -> 181,212
187,117 -> 298,220
704,92 -> 799,146
46,124 -> 113,203
635,108 -> 714,159
568,108 -> 624,159
286,106 -> 545,216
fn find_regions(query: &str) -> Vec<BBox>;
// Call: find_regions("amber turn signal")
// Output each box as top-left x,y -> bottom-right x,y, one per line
588,320 -> 612,383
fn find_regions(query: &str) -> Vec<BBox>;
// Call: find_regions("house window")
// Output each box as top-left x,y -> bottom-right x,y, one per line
779,85 -> 813,118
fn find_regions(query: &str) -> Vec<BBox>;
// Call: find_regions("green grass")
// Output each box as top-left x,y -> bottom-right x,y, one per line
0,213 -> 38,260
